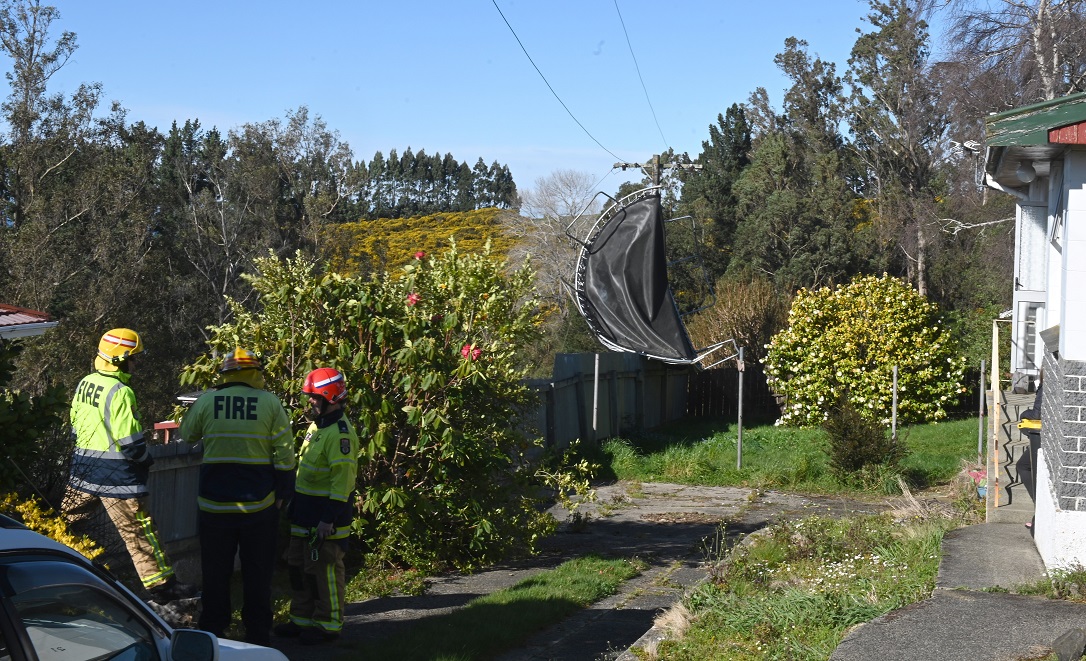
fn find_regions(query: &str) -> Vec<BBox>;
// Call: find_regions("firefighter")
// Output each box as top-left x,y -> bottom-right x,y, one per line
64,328 -> 196,603
273,367 -> 359,645
179,348 -> 295,646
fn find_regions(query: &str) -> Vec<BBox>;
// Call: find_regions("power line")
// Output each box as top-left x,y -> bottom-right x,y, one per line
613,0 -> 669,152
491,0 -> 623,163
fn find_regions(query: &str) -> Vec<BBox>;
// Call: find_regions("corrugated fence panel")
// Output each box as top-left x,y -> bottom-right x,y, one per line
146,443 -> 202,543
523,353 -> 693,449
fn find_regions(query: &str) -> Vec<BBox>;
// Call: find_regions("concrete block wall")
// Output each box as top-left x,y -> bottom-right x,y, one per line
1035,350 -> 1086,568
1040,351 -> 1086,510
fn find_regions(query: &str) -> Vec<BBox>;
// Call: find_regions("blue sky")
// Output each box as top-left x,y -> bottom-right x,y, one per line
40,1 -> 936,191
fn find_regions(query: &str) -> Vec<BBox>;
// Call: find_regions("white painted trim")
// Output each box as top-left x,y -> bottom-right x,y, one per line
0,321 -> 58,339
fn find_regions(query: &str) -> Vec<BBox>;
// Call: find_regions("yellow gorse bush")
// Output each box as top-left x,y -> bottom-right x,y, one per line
0,492 -> 104,560
322,208 -> 520,275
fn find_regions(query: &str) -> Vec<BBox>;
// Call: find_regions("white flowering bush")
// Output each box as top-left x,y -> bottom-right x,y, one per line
765,274 -> 966,426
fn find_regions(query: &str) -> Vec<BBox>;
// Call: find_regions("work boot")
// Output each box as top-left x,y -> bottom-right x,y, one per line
148,577 -> 198,603
298,627 -> 339,645
273,621 -> 305,638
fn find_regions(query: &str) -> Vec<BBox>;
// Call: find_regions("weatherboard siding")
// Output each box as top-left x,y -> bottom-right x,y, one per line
1051,121 -> 1086,145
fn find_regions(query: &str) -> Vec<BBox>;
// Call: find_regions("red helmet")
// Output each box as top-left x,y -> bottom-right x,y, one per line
302,367 -> 347,404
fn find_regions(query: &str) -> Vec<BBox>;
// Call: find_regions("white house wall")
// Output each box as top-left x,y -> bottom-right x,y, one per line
1030,147 -> 1086,572
1063,150 -> 1086,361
1012,202 -> 1048,376
1034,447 -> 1086,568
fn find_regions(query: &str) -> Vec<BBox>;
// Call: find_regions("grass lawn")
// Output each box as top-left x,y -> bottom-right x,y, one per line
594,416 -> 987,660
598,416 -> 983,494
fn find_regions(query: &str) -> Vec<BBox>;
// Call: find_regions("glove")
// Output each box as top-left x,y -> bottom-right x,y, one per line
133,461 -> 151,483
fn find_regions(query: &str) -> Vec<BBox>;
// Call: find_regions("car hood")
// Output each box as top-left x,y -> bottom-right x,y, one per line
218,638 -> 290,660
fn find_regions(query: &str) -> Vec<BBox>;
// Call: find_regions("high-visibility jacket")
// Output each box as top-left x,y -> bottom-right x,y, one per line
69,370 -> 151,498
180,382 -> 296,515
289,409 -> 359,542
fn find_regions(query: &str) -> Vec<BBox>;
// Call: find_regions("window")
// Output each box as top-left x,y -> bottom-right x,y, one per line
3,561 -> 160,661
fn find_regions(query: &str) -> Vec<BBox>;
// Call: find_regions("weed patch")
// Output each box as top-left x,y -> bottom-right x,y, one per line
657,513 -> 956,660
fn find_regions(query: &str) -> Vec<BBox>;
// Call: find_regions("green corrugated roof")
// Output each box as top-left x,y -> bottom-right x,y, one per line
986,92 -> 1086,147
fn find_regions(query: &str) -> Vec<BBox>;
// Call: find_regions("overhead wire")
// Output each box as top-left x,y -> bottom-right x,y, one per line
613,0 -> 670,152
491,0 -> 624,165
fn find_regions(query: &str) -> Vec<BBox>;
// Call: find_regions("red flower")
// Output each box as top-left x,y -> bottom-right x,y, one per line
461,344 -> 481,361
406,292 -> 421,306
414,251 -> 426,260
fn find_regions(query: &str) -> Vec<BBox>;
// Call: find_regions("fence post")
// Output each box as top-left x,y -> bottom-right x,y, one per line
545,382 -> 556,448
978,359 -> 986,467
892,365 -> 899,443
592,353 -> 600,440
737,347 -> 745,470
990,320 -> 1001,513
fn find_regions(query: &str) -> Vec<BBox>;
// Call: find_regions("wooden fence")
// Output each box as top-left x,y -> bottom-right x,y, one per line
686,362 -> 782,422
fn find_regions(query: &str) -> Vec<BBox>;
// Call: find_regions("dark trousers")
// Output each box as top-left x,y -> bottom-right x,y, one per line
198,506 -> 279,644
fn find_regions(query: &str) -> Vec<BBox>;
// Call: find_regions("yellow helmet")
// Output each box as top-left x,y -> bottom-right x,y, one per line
220,348 -> 262,373
95,328 -> 143,372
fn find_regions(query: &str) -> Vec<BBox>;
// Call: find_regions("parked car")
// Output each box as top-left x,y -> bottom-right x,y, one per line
0,514 -> 287,660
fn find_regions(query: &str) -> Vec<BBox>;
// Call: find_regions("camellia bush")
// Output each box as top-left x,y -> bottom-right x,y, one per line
180,242 -> 592,570
765,274 -> 966,427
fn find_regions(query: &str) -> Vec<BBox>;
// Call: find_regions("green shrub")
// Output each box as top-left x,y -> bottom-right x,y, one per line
765,274 -> 966,426
180,243 -> 592,570
822,397 -> 904,481
0,338 -> 68,493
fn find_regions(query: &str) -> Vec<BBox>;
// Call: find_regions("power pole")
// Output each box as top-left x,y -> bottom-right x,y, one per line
613,154 -> 702,191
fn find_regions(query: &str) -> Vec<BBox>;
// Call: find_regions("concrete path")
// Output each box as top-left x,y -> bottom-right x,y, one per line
831,523 -> 1086,661
276,482 -> 892,661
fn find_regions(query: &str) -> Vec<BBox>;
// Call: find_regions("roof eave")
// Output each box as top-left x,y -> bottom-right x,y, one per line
0,321 -> 59,339
986,92 -> 1086,147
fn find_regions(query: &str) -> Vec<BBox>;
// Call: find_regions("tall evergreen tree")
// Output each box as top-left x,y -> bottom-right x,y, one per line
678,104 -> 752,280
730,38 -> 858,291
846,0 -> 949,295
0,2 -> 172,411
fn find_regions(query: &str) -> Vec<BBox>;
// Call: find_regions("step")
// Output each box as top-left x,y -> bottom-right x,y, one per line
986,391 -> 1038,525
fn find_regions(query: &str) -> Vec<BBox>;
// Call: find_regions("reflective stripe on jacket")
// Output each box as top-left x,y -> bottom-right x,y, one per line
290,411 -> 359,538
68,370 -> 149,498
180,382 -> 295,514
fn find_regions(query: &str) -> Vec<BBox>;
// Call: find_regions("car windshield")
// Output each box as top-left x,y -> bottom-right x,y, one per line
2,560 -> 160,661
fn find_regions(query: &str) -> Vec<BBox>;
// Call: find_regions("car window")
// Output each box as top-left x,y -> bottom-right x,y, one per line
2,561 -> 160,661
